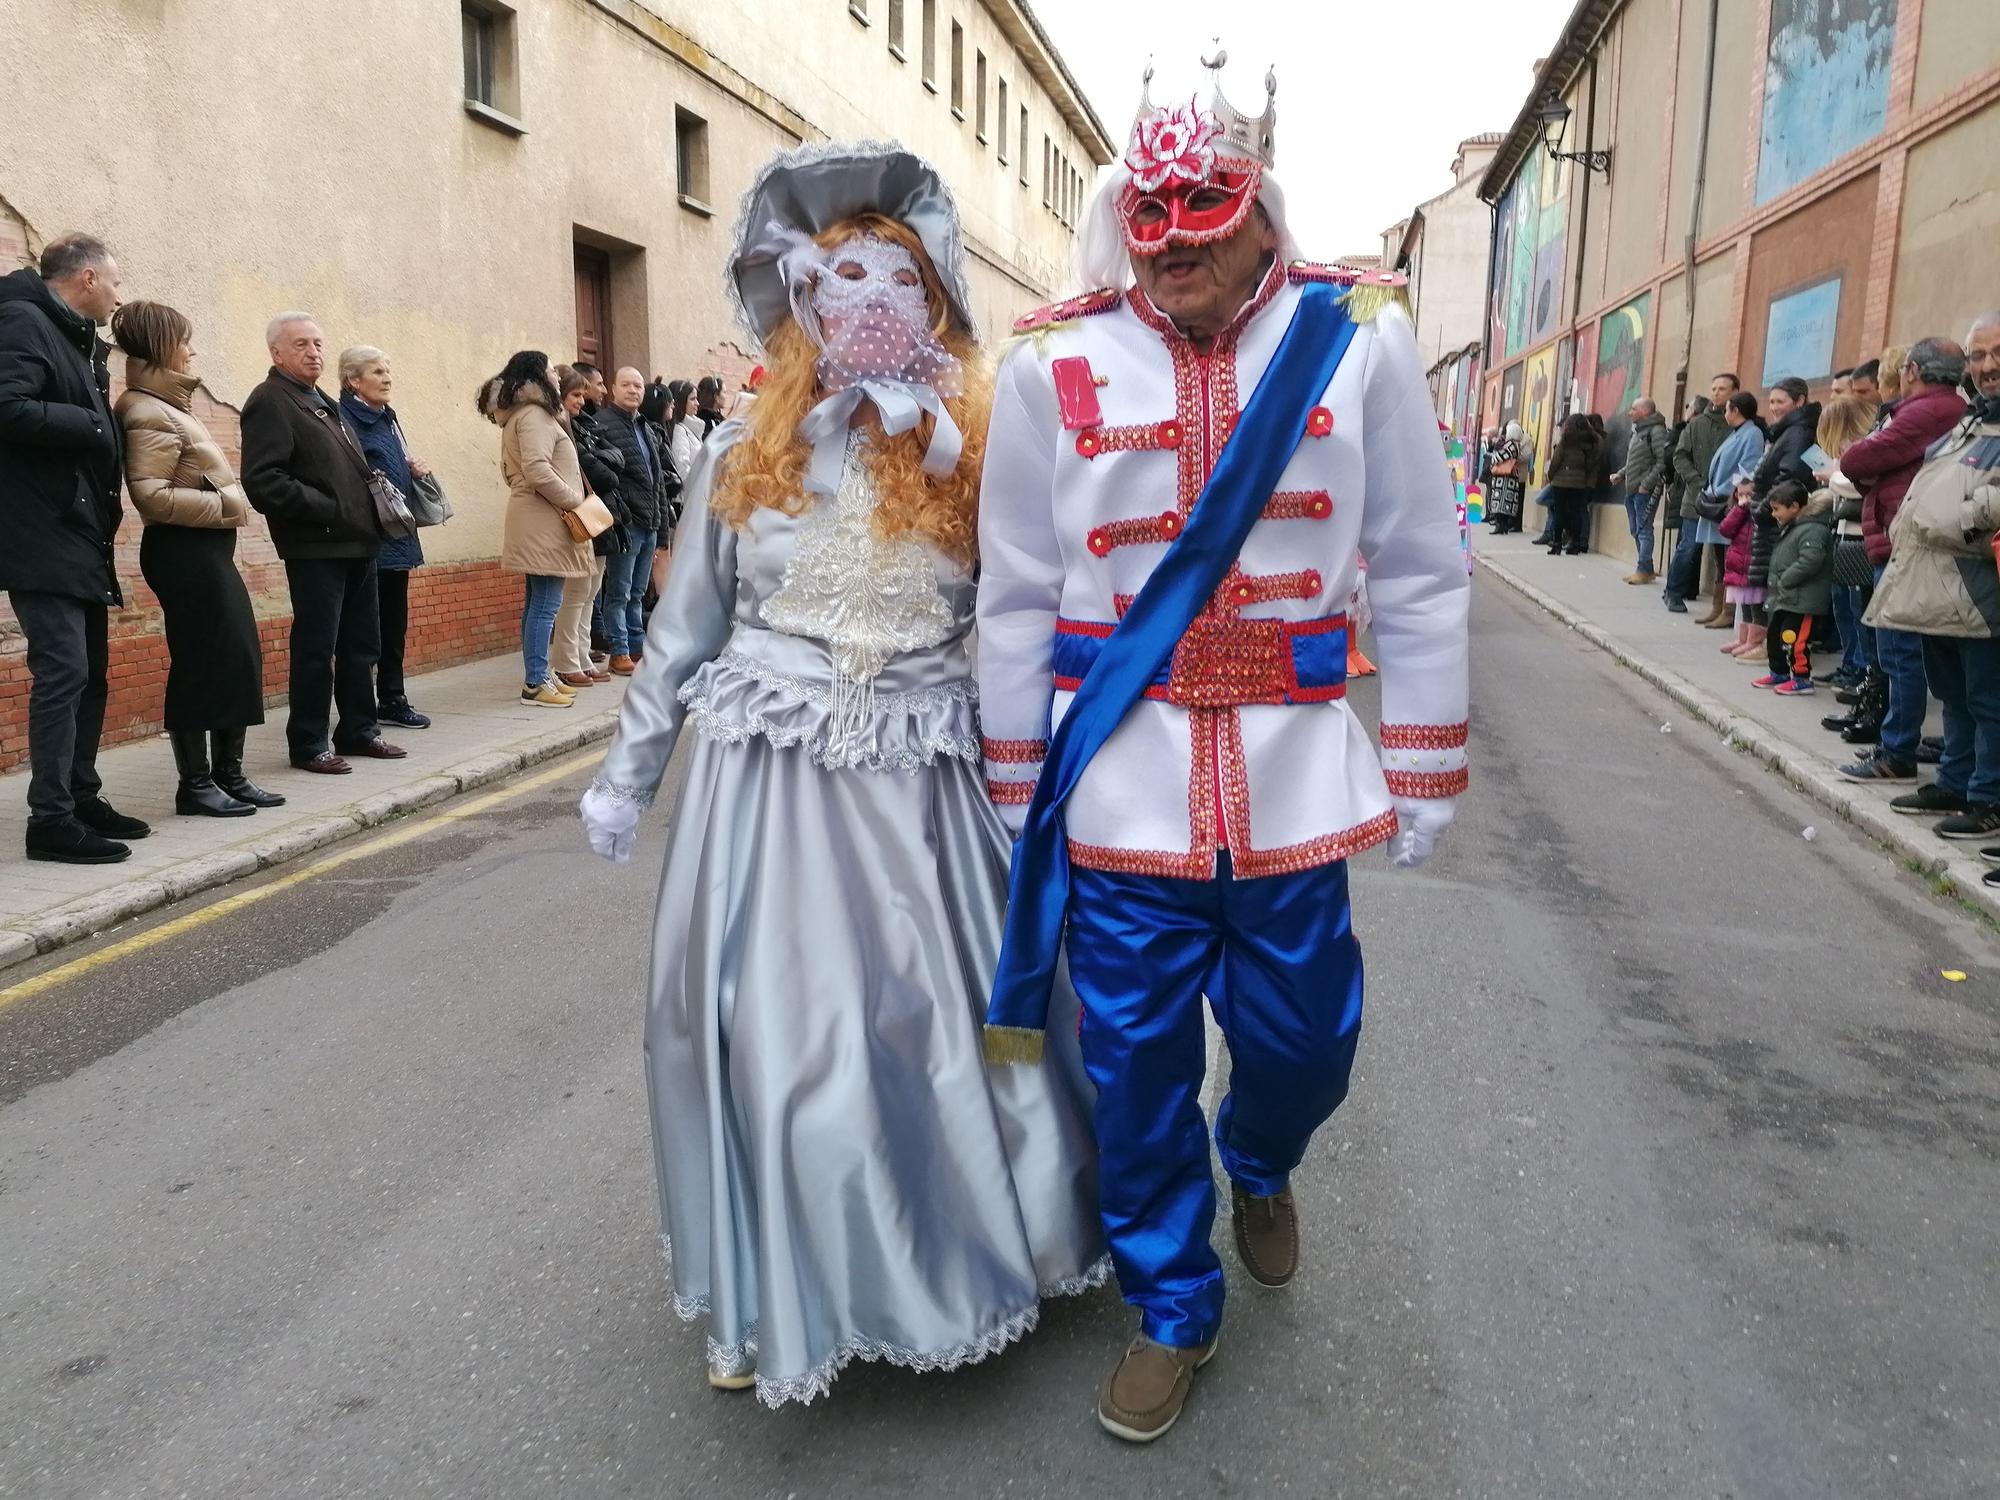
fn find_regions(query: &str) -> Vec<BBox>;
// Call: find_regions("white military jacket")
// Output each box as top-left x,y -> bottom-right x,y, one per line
976,259 -> 1470,879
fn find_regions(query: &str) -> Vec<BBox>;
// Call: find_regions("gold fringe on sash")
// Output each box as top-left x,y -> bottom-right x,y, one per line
982,1025 -> 1047,1066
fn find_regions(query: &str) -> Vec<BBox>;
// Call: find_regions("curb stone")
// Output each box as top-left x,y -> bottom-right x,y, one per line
0,706 -> 621,977
1476,554 -> 2000,925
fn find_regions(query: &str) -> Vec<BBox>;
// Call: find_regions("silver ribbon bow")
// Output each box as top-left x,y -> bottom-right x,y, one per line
797,380 -> 964,496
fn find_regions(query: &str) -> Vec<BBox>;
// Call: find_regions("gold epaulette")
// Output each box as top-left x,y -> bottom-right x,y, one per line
1011,287 -> 1123,335
1287,262 -> 1411,324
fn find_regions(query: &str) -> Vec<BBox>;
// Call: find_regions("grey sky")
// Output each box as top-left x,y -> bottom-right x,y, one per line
1036,0 -> 1576,259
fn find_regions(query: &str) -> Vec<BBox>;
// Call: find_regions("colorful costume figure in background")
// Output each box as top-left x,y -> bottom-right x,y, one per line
976,59 -> 1471,1441
579,142 -> 1105,1407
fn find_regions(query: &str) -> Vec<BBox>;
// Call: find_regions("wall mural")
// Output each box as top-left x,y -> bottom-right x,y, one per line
1757,0 -> 1898,205
1594,293 -> 1652,417
1529,157 -> 1571,351
1762,276 -> 1843,385
1489,176 -> 1520,359
1523,343 -> 1559,487
1500,363 -> 1523,429
1491,152 -> 1572,361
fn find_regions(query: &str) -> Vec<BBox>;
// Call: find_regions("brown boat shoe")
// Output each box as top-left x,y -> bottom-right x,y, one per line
1232,1183 -> 1299,1288
1097,1332 -> 1218,1443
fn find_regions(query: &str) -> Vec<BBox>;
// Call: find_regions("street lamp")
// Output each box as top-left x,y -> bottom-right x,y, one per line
1536,95 -> 1611,175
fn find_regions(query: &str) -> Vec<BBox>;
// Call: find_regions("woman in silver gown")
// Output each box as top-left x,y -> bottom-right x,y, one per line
578,142 -> 1105,1408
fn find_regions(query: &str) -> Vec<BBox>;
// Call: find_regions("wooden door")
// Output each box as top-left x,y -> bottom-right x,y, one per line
574,245 -> 612,368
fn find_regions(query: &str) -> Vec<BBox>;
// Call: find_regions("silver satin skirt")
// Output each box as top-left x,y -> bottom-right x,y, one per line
643,732 -> 1108,1407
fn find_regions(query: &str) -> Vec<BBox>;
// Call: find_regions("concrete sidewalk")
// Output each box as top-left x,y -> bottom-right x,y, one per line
1474,531 -> 1996,920
0,655 -> 626,973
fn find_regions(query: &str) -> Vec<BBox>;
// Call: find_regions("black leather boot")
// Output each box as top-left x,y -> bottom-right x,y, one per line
172,730 -> 255,817
211,728 -> 286,808
1837,672 -> 1888,744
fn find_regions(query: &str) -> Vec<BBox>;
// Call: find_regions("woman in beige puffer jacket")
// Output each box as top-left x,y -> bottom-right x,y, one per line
477,352 -> 591,706
110,300 -> 280,816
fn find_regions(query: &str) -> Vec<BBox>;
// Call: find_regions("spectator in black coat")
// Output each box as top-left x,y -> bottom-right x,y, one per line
589,367 -> 666,672
241,312 -> 401,774
0,234 -> 151,864
1748,378 -> 1821,598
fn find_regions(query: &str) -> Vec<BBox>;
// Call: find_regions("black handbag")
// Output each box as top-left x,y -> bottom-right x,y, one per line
1832,537 -> 1874,589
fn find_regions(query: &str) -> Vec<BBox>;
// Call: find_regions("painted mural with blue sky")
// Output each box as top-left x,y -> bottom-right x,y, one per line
1756,0 -> 1898,205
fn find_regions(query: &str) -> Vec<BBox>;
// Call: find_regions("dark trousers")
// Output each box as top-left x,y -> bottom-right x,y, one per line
1665,524 -> 1703,600
1919,633 -> 2000,807
1766,610 -> 1813,680
376,567 -> 410,704
7,592 -> 108,827
1065,854 -> 1363,1350
284,557 -> 381,759
1548,488 -> 1593,552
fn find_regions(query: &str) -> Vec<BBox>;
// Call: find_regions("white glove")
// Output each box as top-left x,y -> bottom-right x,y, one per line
1386,797 -> 1456,870
579,784 -> 644,864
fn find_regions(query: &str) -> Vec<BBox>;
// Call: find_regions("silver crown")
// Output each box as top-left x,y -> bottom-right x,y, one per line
1130,50 -> 1278,171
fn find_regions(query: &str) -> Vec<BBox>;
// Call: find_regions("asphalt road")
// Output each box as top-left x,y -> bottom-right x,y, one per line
3,582 -> 1998,1500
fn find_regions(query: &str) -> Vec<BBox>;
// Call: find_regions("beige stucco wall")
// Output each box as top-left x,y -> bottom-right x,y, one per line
1646,250 -> 1735,406
1891,103 -> 2000,347
1698,0 -> 1760,236
653,0 -> 1100,302
1600,0 -> 1673,301
0,0 -> 1108,568
1409,179 -> 1495,368
1913,0 -> 1998,109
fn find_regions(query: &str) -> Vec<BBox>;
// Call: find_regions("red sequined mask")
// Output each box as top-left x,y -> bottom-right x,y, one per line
1118,167 -> 1261,255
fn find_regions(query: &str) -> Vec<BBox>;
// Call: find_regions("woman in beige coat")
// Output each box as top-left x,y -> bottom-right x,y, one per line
477,350 -> 592,707
110,301 -> 282,816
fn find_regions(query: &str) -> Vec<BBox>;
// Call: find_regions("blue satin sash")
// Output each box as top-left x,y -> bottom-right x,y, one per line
985,282 -> 1360,1048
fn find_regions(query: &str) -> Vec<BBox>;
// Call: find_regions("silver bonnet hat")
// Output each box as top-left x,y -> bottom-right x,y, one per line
728,139 -> 977,349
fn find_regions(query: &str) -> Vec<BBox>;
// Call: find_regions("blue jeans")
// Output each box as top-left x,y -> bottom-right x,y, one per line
1665,523 -> 1703,600
599,524 -> 658,656
1065,854 -> 1363,1350
1873,565 -> 1929,763
1919,635 -> 2000,806
1625,493 -> 1657,573
519,574 -> 564,687
1832,582 -> 1874,674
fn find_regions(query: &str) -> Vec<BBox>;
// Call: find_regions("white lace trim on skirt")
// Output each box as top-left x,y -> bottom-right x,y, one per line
660,1234 -> 1114,1408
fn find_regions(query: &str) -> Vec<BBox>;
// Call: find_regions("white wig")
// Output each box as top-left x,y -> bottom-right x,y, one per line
1075,165 -> 1305,294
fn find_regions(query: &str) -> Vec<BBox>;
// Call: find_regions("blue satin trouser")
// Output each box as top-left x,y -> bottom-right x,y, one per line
1065,854 -> 1364,1349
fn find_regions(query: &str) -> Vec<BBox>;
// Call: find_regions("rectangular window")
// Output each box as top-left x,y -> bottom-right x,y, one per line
996,79 -> 1008,161
675,106 -> 711,210
848,0 -> 868,23
975,51 -> 987,141
462,5 -> 495,105
1019,107 -> 1029,185
887,0 -> 904,56
461,1 -> 522,133
950,21 -> 964,117
1042,135 -> 1051,207
921,0 -> 936,90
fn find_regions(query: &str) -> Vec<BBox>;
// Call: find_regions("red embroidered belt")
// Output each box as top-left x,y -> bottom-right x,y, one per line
1052,613 -> 1349,707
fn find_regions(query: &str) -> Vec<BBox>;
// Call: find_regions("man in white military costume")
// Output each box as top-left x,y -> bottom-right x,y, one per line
976,57 -> 1471,1441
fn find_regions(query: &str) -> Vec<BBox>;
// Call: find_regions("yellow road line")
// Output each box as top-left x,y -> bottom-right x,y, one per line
0,752 -> 594,1009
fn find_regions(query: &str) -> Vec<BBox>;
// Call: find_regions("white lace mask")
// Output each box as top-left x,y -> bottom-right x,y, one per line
809,236 -> 962,396
754,221 -> 968,494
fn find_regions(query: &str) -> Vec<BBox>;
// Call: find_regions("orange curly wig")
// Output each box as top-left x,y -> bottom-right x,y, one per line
711,213 -> 991,563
